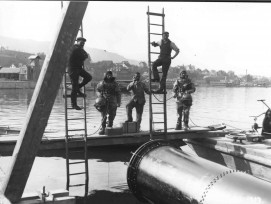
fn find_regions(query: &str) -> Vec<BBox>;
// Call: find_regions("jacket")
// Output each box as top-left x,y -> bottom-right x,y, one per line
127,81 -> 150,104
68,44 -> 88,70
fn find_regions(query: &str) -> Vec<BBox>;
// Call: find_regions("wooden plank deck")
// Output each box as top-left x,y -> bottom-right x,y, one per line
0,126 -> 227,154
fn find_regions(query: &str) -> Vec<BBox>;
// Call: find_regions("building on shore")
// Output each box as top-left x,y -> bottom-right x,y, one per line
0,55 -> 41,82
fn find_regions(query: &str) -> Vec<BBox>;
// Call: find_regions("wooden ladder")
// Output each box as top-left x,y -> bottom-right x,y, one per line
63,23 -> 89,199
147,6 -> 168,140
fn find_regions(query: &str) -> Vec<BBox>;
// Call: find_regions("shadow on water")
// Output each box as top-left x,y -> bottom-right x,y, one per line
37,145 -> 141,163
76,190 -> 144,204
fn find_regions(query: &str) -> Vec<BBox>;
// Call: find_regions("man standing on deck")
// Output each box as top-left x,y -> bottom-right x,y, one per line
173,70 -> 196,130
151,31 -> 180,93
68,37 -> 92,110
126,72 -> 150,131
96,71 -> 121,135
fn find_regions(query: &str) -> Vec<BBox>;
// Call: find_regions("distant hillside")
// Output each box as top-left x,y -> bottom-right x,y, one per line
0,36 -> 140,65
0,49 -> 33,67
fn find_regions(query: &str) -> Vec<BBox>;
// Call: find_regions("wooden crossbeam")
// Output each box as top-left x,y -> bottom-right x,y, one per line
1,2 -> 88,202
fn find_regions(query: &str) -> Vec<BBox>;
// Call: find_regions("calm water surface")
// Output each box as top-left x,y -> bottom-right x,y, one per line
1,87 -> 271,136
1,86 -> 271,201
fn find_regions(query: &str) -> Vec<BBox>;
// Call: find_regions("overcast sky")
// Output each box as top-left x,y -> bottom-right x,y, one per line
1,1 -> 271,76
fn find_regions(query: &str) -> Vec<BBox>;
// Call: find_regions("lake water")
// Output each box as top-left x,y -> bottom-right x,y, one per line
1,86 -> 271,202
1,86 -> 271,135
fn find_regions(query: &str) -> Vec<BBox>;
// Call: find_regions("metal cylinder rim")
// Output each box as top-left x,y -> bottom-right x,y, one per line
127,139 -> 172,201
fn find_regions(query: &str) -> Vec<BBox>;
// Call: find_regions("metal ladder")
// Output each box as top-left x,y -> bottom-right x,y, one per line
63,23 -> 89,198
147,6 -> 167,140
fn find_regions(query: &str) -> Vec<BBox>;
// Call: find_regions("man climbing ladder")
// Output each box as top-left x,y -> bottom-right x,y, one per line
147,7 -> 179,139
151,31 -> 180,93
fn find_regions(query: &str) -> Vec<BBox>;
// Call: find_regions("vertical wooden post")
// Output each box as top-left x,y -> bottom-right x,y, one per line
1,2 -> 88,202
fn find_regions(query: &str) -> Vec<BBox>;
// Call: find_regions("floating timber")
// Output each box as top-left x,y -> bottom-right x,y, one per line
0,125 -> 227,155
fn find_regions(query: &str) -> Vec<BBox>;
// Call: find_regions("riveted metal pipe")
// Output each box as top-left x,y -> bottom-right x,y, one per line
127,140 -> 271,204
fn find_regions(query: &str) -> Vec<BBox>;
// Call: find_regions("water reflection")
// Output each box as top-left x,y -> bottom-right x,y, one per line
1,87 -> 271,136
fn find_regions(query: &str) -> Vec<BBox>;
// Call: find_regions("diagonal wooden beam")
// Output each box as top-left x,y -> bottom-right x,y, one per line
1,2 -> 88,202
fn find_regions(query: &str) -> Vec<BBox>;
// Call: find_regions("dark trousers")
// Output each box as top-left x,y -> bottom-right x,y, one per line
177,105 -> 191,125
152,57 -> 171,90
101,102 -> 117,128
69,69 -> 92,106
126,100 -> 144,127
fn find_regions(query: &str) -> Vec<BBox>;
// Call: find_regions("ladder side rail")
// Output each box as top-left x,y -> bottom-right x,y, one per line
162,8 -> 167,139
148,7 -> 168,139
147,6 -> 153,140
79,23 -> 89,198
64,72 -> 70,190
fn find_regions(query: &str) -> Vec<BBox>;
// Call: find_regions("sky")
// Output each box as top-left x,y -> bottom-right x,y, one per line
1,1 -> 271,76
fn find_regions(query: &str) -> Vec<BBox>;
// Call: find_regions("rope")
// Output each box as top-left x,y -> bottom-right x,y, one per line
189,117 -> 203,128
89,100 -> 110,136
152,93 -> 174,102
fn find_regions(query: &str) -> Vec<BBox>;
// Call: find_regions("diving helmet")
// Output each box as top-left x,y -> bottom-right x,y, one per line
94,96 -> 106,112
180,70 -> 188,79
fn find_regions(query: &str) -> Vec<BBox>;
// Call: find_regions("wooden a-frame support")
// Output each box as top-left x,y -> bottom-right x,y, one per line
1,2 -> 88,202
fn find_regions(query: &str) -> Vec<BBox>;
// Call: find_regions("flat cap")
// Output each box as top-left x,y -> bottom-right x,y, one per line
163,31 -> 169,35
76,37 -> 86,42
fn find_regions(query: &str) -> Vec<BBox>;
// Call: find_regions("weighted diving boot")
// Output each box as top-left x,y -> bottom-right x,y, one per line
183,123 -> 189,131
175,123 -> 182,130
99,127 -> 105,135
107,121 -> 113,128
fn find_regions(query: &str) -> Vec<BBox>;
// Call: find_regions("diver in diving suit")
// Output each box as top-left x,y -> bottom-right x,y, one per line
173,70 -> 196,130
96,71 -> 121,135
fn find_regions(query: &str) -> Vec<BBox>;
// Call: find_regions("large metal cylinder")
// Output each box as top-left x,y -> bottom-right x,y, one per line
127,140 -> 271,204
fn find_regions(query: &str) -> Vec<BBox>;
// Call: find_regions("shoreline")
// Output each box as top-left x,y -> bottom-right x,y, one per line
0,80 -> 269,89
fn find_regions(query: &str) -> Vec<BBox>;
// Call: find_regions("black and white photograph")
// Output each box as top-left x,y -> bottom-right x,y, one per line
0,1 -> 271,204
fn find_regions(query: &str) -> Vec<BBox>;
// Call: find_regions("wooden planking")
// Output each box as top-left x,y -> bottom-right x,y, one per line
1,2 -> 88,202
0,130 -> 227,154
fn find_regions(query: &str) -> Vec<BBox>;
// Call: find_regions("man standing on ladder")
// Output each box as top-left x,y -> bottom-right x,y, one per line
151,31 -> 179,93
68,37 -> 92,110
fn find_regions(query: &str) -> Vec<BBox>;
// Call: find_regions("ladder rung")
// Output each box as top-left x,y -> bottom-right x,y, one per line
158,71 -> 162,73
147,12 -> 165,17
69,161 -> 86,165
69,172 -> 86,176
67,135 -> 85,140
69,184 -> 86,187
67,149 -> 85,153
67,139 -> 85,143
67,118 -> 85,121
67,107 -> 84,110
153,112 -> 164,114
150,32 -> 163,36
66,134 -> 85,137
150,52 -> 160,54
150,23 -> 163,26
63,94 -> 85,98
152,103 -> 164,105
68,129 -> 85,132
